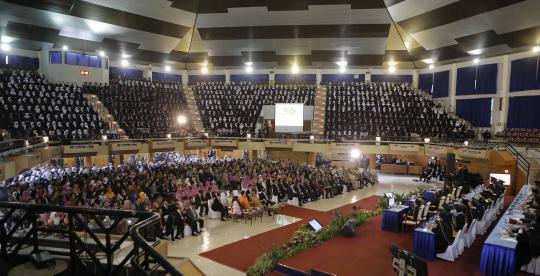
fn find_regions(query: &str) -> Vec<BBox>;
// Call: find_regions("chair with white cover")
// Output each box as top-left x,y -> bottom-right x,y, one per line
457,223 -> 467,255
402,206 -> 425,231
421,201 -> 431,220
342,185 -> 348,193
183,225 -> 193,237
521,256 -> 540,275
436,230 -> 462,262
445,194 -> 452,204
287,197 -> 299,206
465,219 -> 477,248
207,199 -> 221,219
271,195 -> 278,203
477,208 -> 489,235
455,186 -> 463,199
450,188 -> 457,200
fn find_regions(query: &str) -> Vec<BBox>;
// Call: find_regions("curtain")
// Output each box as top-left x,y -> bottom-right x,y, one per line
275,74 -> 316,83
321,74 -> 362,83
476,64 -> 498,94
507,96 -> 540,128
49,51 -> 62,64
509,56 -> 539,92
456,66 -> 477,95
188,74 -> 226,83
456,98 -> 492,127
230,74 -> 269,82
371,74 -> 413,83
418,73 -> 433,94
152,72 -> 181,82
433,70 -> 450,98
4,55 -> 39,69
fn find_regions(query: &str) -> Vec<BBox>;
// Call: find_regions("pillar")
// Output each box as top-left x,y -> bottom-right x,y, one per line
449,63 -> 458,113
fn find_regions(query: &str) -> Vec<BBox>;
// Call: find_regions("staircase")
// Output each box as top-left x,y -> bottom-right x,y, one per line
183,86 -> 205,133
311,85 -> 327,137
84,94 -> 128,139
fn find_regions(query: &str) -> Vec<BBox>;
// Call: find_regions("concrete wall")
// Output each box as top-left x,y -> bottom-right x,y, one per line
39,49 -> 109,85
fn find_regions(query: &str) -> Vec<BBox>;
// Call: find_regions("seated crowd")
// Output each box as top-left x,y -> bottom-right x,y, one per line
0,153 -> 375,240
324,81 -> 474,141
496,128 -> 540,144
83,78 -> 191,138
193,81 -> 315,137
0,68 -> 106,141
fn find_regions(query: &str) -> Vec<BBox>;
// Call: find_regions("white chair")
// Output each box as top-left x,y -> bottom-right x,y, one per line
342,185 -> 348,193
465,219 -> 477,248
477,209 -> 489,235
445,194 -> 452,204
207,199 -> 221,219
457,224 -> 467,255
183,225 -> 193,237
287,197 -> 299,206
450,188 -> 457,200
402,206 -> 425,230
436,230 -> 462,262
271,195 -> 278,203
455,186 -> 463,199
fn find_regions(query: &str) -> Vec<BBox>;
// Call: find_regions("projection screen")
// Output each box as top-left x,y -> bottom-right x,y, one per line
275,103 -> 304,132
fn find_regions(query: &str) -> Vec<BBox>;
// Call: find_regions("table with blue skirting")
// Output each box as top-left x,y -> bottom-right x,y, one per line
381,205 -> 410,232
413,227 -> 436,260
480,185 -> 529,276
423,190 -> 437,202
405,199 -> 415,208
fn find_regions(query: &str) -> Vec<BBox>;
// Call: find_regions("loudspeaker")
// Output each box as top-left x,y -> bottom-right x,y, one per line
30,251 -> 56,269
340,219 -> 357,237
446,153 -> 456,174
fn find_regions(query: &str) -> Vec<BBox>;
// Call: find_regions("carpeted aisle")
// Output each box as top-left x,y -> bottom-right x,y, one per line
199,195 -> 380,272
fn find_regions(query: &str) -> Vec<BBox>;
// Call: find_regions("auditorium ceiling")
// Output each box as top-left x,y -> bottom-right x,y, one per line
0,0 -> 539,69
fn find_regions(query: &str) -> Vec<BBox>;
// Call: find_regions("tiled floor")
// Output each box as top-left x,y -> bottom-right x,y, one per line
166,174 -> 441,275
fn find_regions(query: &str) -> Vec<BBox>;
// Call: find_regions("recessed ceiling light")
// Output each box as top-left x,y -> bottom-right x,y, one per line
467,49 -> 483,55
533,46 -> 540,53
339,66 -> 347,73
121,59 -> 129,67
336,60 -> 347,67
388,66 -> 396,73
62,45 -> 68,51
291,64 -> 300,74
473,58 -> 480,64
387,61 -> 398,66
245,65 -> 253,73
165,65 -> 171,72
1,35 -> 13,43
422,58 -> 435,64
429,64 -> 435,69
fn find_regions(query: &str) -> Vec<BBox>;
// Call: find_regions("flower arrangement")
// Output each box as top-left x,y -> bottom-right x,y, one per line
246,208 -> 379,276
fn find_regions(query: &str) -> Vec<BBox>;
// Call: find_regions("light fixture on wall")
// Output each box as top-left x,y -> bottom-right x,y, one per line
504,169 -> 509,174
177,115 -> 187,125
62,45 -> 68,51
246,133 -> 252,139
165,65 -> 171,72
464,140 -> 469,146
201,66 -> 209,74
429,64 -> 435,70
291,64 -> 300,74
166,133 -> 172,139
467,49 -> 483,55
0,43 -> 10,52
101,135 -> 108,141
43,136 -> 49,143
376,136 -> 381,142
424,137 -> 431,143
98,50 -> 105,57
350,149 -> 361,159
121,59 -> 129,67
533,46 -> 540,53
473,58 -> 480,64
245,62 -> 253,74
388,66 -> 396,73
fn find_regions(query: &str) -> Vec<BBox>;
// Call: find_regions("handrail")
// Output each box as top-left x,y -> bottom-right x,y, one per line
130,212 -> 182,276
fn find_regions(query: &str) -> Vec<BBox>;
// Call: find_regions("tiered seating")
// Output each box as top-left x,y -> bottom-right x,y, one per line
496,128 -> 540,144
193,81 -> 315,137
84,78 -> 190,138
324,81 -> 474,141
0,68 -> 106,141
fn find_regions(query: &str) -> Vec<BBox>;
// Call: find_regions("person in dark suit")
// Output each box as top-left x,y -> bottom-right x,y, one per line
179,205 -> 198,237
187,202 -> 204,231
433,211 -> 455,254
194,190 -> 208,216
453,205 -> 467,230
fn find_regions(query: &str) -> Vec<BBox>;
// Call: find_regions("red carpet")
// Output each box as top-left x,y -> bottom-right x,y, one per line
199,195 -> 380,272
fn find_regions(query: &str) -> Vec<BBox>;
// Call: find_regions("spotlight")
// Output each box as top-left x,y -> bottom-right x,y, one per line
424,137 -> 431,143
43,136 -> 49,143
309,135 -> 315,140
291,64 -> 300,74
464,140 -> 469,146
375,136 -> 381,142
166,133 -> 172,139
0,43 -> 10,51
388,66 -> 396,73
201,66 -> 209,74
467,49 -> 483,55
121,59 -> 129,67
422,58 -> 435,64
102,135 -> 108,141
533,46 -> 540,53
245,61 -> 253,66
122,53 -> 131,59
504,169 -> 509,174
429,64 -> 435,70
98,50 -> 105,57
177,115 -> 187,125
245,65 -> 253,74
350,149 -> 361,159
431,156 -> 435,160
165,65 -> 171,72
246,133 -> 252,139
473,58 -> 480,64
1,35 -> 13,43
339,66 -> 347,73
62,45 -> 68,51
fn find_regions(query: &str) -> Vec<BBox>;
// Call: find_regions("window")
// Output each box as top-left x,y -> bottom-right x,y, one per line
64,52 -> 101,68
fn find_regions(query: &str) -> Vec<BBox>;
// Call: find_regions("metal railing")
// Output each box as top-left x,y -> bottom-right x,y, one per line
0,202 -> 174,275
493,143 -> 531,194
130,213 -> 183,276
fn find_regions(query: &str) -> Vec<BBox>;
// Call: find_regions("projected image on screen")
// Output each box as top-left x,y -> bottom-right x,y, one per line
275,103 -> 304,132
490,173 -> 511,186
